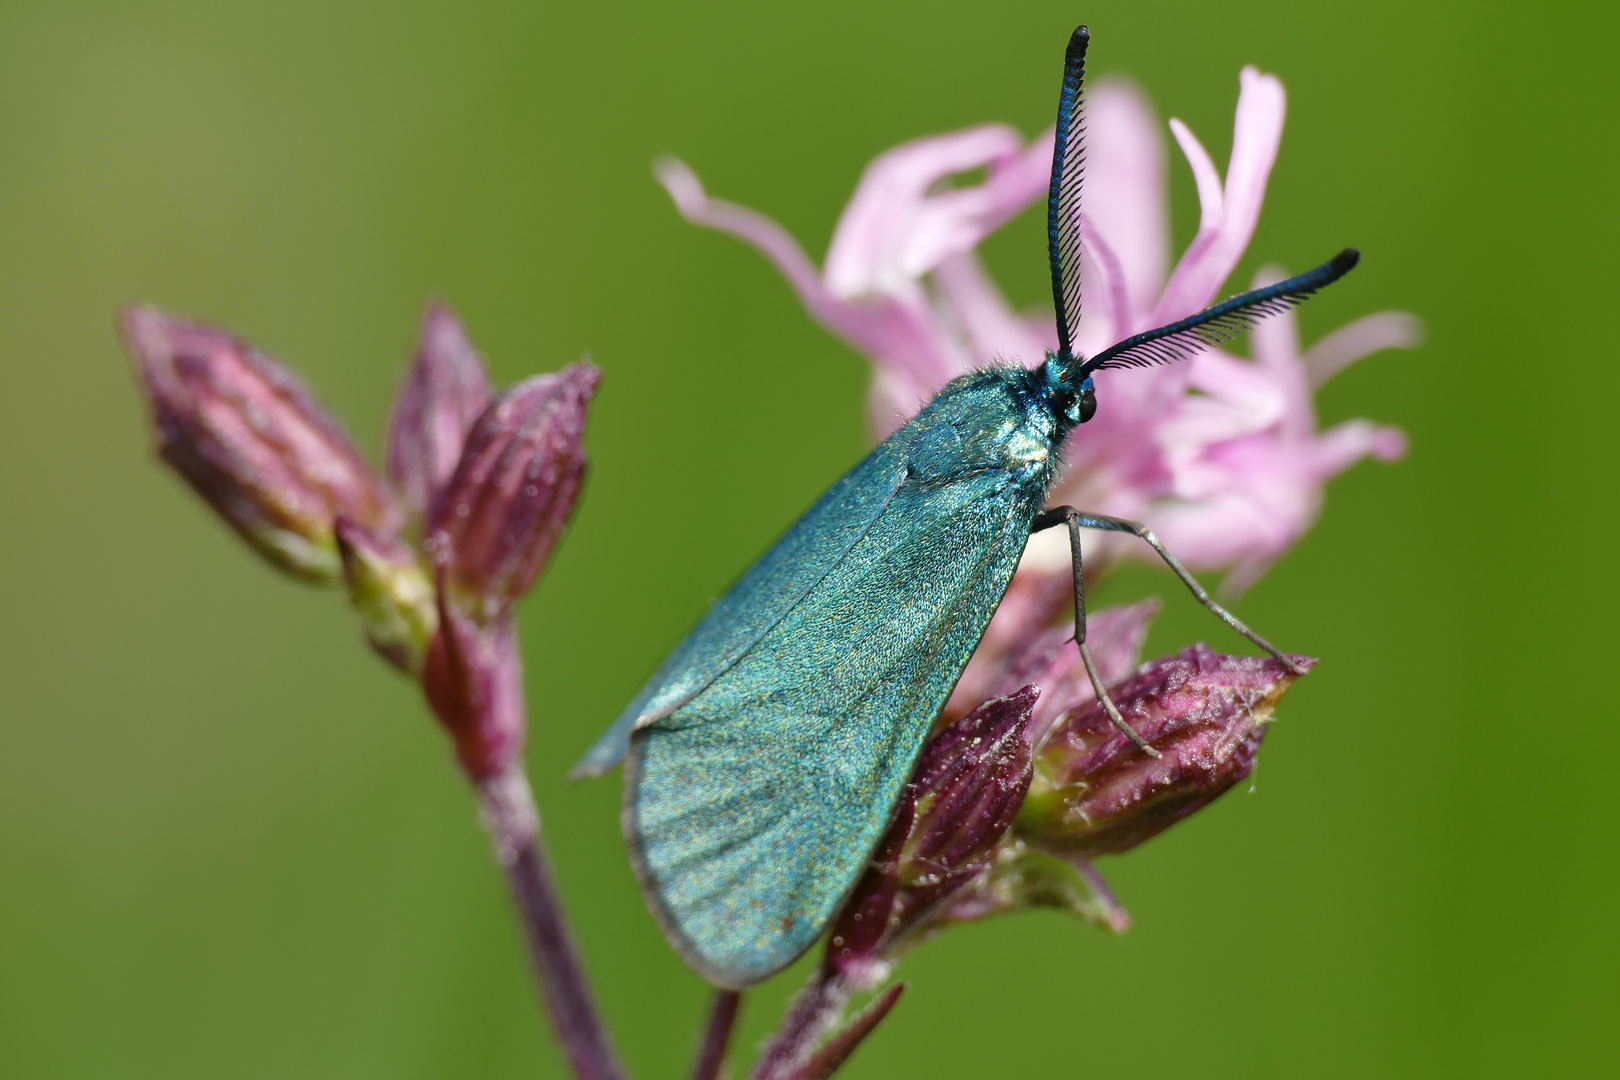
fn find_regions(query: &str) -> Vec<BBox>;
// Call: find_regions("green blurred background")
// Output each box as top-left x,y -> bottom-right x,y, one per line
1,0 -> 1615,1076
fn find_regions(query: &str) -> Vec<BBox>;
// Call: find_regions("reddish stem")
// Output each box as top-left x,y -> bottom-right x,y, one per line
482,773 -> 627,1080
691,990 -> 743,1080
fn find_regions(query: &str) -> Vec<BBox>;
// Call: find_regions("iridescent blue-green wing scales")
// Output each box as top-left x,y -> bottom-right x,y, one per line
627,481 -> 1034,987
624,379 -> 1053,987
572,441 -> 910,778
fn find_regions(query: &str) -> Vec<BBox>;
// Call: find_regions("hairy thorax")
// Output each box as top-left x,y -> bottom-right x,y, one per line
899,366 -> 1065,496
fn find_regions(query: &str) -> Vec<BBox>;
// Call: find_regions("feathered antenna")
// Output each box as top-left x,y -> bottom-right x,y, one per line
1082,249 -> 1361,374
1047,25 -> 1089,363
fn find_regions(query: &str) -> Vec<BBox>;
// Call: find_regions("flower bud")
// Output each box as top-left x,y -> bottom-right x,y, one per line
421,583 -> 527,782
120,306 -> 401,582
895,685 -> 1035,897
386,303 -> 493,523
427,364 -> 599,624
826,687 -> 1036,983
334,517 -> 438,674
1016,645 -> 1315,858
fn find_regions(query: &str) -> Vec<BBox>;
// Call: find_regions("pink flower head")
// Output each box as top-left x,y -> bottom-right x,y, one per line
657,67 -> 1418,588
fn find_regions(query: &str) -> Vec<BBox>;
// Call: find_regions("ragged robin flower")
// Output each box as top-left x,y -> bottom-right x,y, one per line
656,66 -> 1418,593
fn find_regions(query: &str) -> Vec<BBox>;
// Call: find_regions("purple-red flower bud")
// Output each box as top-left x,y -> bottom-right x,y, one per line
427,364 -> 598,624
895,685 -> 1035,895
120,306 -> 402,582
386,304 -> 493,523
1016,645 -> 1315,858
826,687 -> 1036,983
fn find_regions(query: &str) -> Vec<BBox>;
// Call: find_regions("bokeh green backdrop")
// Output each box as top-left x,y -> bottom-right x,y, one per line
1,1 -> 1615,1076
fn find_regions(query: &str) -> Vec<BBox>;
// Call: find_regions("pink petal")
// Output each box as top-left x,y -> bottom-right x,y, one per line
1078,217 -> 1132,346
1303,311 -> 1425,388
1372,426 -> 1409,460
656,156 -> 825,316
1153,68 -> 1287,323
1169,118 -> 1225,234
1310,419 -> 1410,472
1085,80 -> 1170,327
1184,347 -> 1288,411
823,125 -> 1047,299
1148,486 -> 1310,572
655,156 -> 957,389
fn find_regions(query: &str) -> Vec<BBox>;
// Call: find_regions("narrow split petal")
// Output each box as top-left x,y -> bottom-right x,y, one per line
656,156 -> 955,389
1153,68 -> 1287,322
1313,418 -> 1410,467
1304,311 -> 1425,388
931,252 -> 1050,370
1169,118 -> 1225,235
657,156 -> 834,326
1084,80 -> 1170,326
824,124 -> 1047,298
1078,217 -> 1133,345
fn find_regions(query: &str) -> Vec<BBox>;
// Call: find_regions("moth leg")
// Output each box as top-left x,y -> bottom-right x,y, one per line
1067,510 -> 1309,677
1032,508 -> 1160,757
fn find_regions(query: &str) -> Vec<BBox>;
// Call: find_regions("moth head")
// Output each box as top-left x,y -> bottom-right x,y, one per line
1049,373 -> 1097,426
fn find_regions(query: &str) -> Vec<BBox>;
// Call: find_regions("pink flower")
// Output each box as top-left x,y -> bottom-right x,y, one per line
656,67 -> 1417,589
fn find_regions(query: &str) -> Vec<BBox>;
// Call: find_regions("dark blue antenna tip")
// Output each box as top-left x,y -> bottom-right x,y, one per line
1315,249 -> 1354,286
1069,25 -> 1090,50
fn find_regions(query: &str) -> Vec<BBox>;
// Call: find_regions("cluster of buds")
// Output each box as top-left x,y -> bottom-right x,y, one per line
121,303 -> 597,855
823,600 -> 1312,991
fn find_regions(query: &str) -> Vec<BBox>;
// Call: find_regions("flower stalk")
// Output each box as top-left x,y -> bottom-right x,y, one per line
690,990 -> 742,1080
494,789 -> 627,1080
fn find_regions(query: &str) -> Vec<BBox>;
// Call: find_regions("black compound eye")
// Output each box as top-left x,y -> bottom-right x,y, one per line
1077,388 -> 1097,423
